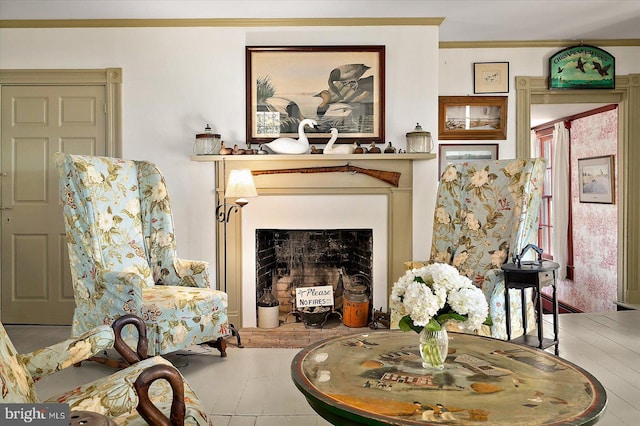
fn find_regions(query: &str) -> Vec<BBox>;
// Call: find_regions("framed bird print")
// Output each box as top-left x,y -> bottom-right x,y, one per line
578,155 -> 615,204
246,45 -> 385,144
549,45 -> 615,90
474,62 -> 509,93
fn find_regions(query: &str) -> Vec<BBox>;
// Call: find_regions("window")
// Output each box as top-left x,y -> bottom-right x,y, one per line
535,128 -> 554,259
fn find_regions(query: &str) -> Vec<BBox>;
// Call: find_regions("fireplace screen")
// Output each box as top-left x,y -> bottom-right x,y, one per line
256,229 -> 373,325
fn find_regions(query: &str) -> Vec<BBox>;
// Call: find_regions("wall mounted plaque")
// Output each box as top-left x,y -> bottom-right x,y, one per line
549,45 -> 615,89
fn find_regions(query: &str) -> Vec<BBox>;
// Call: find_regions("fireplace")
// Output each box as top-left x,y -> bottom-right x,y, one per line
256,229 -> 373,320
192,153 -> 436,328
242,194 -> 387,328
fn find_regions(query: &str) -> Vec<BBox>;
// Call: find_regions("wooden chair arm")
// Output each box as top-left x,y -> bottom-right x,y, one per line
134,364 -> 186,426
112,314 -> 149,364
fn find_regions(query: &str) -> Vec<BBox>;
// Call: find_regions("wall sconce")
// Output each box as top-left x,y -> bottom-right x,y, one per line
216,168 -> 257,290
223,169 -> 258,207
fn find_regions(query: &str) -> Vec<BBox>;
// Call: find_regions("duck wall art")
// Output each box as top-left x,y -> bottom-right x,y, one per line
264,118 -> 318,154
323,128 -> 356,155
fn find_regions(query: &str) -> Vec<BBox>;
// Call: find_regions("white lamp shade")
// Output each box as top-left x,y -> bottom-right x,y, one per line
225,169 -> 258,203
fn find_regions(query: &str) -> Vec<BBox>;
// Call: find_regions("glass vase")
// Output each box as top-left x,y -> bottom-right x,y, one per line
418,328 -> 449,370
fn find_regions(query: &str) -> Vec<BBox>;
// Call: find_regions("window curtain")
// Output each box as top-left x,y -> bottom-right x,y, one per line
530,129 -> 541,158
552,122 -> 570,280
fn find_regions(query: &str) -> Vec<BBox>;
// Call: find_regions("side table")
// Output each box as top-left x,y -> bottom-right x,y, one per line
501,260 -> 560,354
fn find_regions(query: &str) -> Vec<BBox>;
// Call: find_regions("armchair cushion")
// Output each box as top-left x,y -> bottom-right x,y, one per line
141,286 -> 227,353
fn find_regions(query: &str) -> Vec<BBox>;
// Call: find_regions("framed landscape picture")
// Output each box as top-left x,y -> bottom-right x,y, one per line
438,96 -> 507,140
438,143 -> 499,177
246,45 -> 385,144
578,155 -> 615,204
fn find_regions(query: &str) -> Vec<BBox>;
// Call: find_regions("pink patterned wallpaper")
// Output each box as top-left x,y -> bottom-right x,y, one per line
554,108 -> 618,312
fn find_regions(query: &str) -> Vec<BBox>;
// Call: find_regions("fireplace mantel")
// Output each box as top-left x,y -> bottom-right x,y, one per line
192,153 -> 435,326
191,153 -> 435,162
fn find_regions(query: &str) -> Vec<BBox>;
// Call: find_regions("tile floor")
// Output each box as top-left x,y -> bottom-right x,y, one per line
6,310 -> 640,425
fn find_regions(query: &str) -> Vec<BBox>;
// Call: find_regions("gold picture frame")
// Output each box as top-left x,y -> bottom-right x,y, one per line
438,96 -> 507,140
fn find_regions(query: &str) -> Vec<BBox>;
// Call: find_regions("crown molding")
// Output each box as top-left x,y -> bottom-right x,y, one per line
0,17 -> 444,28
2,19 -> 637,48
440,39 -> 640,48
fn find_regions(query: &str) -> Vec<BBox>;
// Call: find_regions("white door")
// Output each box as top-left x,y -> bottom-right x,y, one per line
1,85 -> 107,324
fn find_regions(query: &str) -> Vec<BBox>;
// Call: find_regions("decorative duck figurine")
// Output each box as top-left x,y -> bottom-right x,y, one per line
367,141 -> 382,154
384,141 -> 396,154
264,118 -> 317,154
323,128 -> 356,155
244,142 -> 255,155
354,141 -> 366,154
218,141 -> 232,155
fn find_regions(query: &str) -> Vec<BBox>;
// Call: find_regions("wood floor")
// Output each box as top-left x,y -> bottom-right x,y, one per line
5,310 -> 640,425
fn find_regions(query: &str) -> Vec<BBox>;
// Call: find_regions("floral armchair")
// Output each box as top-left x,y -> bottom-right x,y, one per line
0,315 -> 211,424
55,153 -> 229,356
397,159 -> 545,340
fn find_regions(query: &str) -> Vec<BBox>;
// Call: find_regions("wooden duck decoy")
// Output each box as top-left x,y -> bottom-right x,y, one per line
353,141 -> 366,154
218,141 -> 232,155
367,141 -> 381,154
244,142 -> 255,155
384,142 -> 396,153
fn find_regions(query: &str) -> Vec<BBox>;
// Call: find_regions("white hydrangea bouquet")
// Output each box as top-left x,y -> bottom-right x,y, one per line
391,263 -> 492,333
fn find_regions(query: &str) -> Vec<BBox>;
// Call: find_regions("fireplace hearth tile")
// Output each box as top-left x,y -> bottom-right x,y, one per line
234,317 -> 383,348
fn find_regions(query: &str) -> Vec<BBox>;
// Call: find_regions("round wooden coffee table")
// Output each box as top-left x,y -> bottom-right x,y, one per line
291,330 -> 606,425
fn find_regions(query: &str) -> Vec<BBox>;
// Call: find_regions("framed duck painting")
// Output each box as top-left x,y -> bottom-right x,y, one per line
246,45 -> 385,145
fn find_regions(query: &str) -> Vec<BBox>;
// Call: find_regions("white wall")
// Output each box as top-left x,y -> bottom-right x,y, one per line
0,24 -> 440,280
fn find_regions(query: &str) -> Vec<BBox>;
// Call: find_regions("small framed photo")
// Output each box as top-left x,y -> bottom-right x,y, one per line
578,155 -> 615,204
474,62 -> 509,94
438,143 -> 499,177
438,96 -> 507,140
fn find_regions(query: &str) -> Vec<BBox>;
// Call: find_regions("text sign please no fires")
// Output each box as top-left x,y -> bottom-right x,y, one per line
295,286 -> 334,308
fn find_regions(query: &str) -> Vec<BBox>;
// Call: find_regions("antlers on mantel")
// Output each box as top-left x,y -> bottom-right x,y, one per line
251,163 -> 401,187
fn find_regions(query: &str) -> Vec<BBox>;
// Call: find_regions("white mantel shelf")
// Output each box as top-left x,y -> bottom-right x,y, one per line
190,153 -> 436,162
